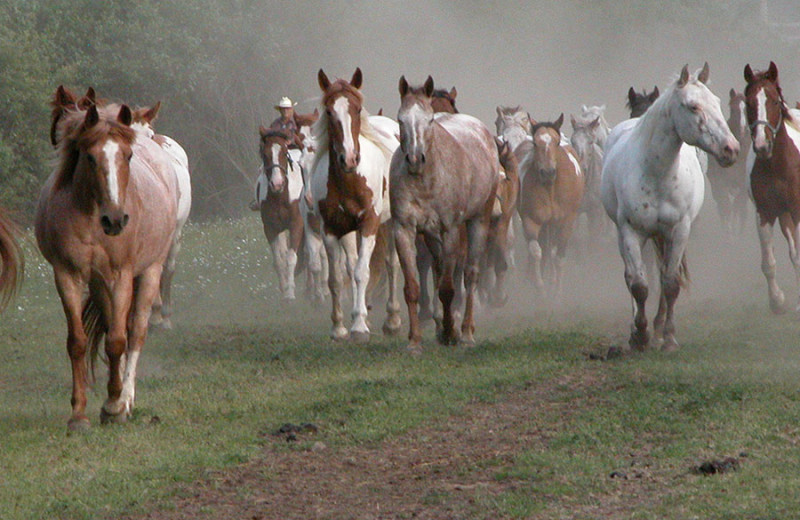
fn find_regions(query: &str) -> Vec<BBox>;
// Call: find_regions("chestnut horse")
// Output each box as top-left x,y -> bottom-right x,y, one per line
517,114 -> 585,295
0,206 -> 23,311
308,68 -> 401,342
255,128 -> 305,300
391,76 -> 499,351
37,97 -> 178,430
602,65 -> 738,352
743,62 -> 800,314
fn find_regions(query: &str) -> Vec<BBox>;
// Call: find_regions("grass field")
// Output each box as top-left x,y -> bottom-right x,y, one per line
2,214 -> 800,519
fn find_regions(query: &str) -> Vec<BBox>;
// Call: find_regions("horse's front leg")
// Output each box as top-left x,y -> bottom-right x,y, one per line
382,227 -> 402,336
757,214 -> 786,314
349,225 -> 378,343
522,216 -> 544,291
286,210 -> 304,301
779,213 -> 800,314
54,269 -> 91,430
323,232 -> 348,340
101,270 -> 134,424
618,225 -> 649,351
394,221 -> 421,352
657,224 -> 691,352
416,236 -> 434,323
437,228 -> 462,346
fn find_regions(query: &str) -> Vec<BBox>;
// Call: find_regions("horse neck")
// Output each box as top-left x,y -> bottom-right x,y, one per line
634,93 -> 684,172
503,127 -> 529,151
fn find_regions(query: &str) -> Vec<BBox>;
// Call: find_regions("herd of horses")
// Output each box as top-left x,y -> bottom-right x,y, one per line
0,61 -> 799,428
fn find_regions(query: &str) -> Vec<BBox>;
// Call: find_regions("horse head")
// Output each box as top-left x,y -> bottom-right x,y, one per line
318,68 -> 363,173
570,114 -> 600,166
397,75 -> 436,174
431,86 -> 458,114
258,127 -> 292,193
495,106 -> 530,150
744,61 -> 786,160
728,88 -> 748,141
529,114 -> 564,184
627,86 -> 660,118
131,101 -> 161,139
66,104 -> 136,236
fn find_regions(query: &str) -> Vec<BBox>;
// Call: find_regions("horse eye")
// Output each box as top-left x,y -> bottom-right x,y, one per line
688,104 -> 700,113
87,155 -> 96,166
126,153 -> 133,162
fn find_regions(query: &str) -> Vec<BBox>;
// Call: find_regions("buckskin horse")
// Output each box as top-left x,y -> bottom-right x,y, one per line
743,62 -> 800,314
391,76 -> 499,351
602,65 -> 739,353
37,93 -> 178,430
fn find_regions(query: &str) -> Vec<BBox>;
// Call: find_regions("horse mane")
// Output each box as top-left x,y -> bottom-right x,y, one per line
54,104 -> 136,190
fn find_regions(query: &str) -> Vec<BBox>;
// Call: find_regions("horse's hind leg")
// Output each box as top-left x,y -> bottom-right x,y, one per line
618,225 -> 649,351
382,231 -> 402,336
779,214 -> 800,313
152,232 -> 180,329
758,216 -> 786,314
461,218 -> 490,346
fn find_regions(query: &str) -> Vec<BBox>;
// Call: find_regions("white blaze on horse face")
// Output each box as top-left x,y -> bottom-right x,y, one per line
753,89 -> 770,151
333,97 -> 356,161
102,140 -> 121,204
399,103 -> 428,162
738,99 -> 747,136
269,143 -> 285,191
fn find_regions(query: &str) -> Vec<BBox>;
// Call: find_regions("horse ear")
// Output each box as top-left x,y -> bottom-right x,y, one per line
767,61 -> 779,82
449,86 -> 457,99
527,112 -> 537,131
399,76 -> 409,97
697,62 -> 710,84
259,125 -> 269,138
423,76 -> 435,97
82,87 -> 97,108
141,101 -> 161,124
627,87 -> 636,105
570,114 -> 577,129
678,65 -> 690,87
581,104 -> 588,113
313,108 -> 319,117
651,86 -> 660,99
117,105 -> 132,126
744,64 -> 754,83
729,88 -> 736,99
377,108 -> 383,116
84,105 -> 99,128
589,117 -> 600,130
496,106 -> 503,117
54,85 -> 77,107
318,69 -> 331,92
553,113 -> 564,132
351,67 -> 363,89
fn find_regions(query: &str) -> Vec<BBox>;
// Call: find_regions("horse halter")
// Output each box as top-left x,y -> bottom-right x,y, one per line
749,89 -> 785,138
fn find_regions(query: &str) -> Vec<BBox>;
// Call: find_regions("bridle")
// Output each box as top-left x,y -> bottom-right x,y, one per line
749,87 -> 785,138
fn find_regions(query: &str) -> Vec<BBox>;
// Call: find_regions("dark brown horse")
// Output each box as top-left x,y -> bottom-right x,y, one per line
516,114 -> 584,295
743,62 -> 800,314
37,91 -> 178,430
391,76 -> 499,351
0,206 -> 23,310
256,128 -> 305,300
626,86 -> 660,118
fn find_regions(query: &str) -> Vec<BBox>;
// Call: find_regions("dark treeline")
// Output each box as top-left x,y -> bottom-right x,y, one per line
1,0 -> 798,221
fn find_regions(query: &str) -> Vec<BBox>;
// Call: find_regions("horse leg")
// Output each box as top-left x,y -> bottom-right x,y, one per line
757,216 -> 786,314
658,225 -> 690,352
394,222 -> 421,352
116,264 -> 163,420
286,214 -> 303,301
461,218 -> 490,346
54,269 -> 91,430
416,236 -> 434,323
437,229 -> 461,346
100,270 -> 134,424
779,213 -> 800,313
618,225 -> 649,351
522,217 -> 545,291
323,232 -> 348,340
349,227 -> 378,344
341,231 -> 358,304
382,231 -> 402,336
154,228 -> 181,329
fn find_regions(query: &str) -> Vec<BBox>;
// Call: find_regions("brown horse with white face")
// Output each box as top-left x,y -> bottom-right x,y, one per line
744,62 -> 800,314
0,207 -> 23,311
255,128 -> 305,300
517,114 -> 585,295
36,92 -> 178,430
391,76 -> 499,351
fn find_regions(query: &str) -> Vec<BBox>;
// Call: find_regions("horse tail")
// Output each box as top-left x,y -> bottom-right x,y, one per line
366,223 -> 390,301
0,207 -> 23,311
81,288 -> 108,385
652,237 -> 690,289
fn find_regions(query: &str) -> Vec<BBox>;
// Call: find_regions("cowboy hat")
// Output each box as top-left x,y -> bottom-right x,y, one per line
274,97 -> 296,109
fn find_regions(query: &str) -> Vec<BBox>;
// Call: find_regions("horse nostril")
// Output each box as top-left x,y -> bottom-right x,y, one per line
420,153 -> 426,164
101,215 -> 112,230
122,214 -> 130,227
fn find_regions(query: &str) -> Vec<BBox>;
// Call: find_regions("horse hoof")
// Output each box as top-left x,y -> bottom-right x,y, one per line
489,293 -> 509,309
331,329 -> 349,342
459,335 -> 476,348
770,298 -> 788,315
382,322 -> 402,337
67,416 -> 91,433
628,330 -> 650,352
350,330 -> 370,344
661,337 -> 680,353
406,342 -> 423,356
436,328 -> 459,346
100,408 -> 129,425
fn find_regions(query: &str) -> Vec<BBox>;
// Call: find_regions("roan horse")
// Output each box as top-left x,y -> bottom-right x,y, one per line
0,206 -> 23,311
516,114 -> 585,295
309,68 -> 402,342
706,88 -> 751,236
391,76 -> 499,351
37,93 -> 178,430
602,65 -> 739,353
255,128 -> 305,300
743,62 -> 800,314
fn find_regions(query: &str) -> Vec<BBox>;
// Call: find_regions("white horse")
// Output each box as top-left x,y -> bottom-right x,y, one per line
601,64 -> 739,353
495,106 -> 532,152
571,114 -> 607,239
578,104 -> 611,149
132,103 -> 192,329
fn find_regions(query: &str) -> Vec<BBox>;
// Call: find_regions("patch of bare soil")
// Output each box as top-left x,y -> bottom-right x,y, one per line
126,367 -> 662,520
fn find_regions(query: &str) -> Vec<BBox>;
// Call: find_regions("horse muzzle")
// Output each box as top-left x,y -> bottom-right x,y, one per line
538,168 -> 557,184
405,152 -> 426,174
100,211 -> 129,236
715,138 -> 740,167
337,151 -> 360,172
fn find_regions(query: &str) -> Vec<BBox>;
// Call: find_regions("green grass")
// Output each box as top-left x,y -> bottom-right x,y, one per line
2,216 -> 800,519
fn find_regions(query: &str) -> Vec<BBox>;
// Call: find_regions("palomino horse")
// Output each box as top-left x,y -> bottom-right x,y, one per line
706,88 -> 751,236
391,76 -> 499,350
516,114 -> 585,294
130,102 -> 192,328
570,114 -> 606,237
309,68 -> 402,342
37,96 -> 178,429
602,65 -> 739,353
0,206 -> 23,311
743,62 -> 800,314
255,128 -> 305,300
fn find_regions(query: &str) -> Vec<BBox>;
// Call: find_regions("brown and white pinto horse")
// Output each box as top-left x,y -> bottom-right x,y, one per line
255,128 -> 305,300
309,68 -> 401,342
36,94 -> 178,430
391,76 -> 499,351
0,206 -> 23,311
517,114 -> 584,295
743,62 -> 800,314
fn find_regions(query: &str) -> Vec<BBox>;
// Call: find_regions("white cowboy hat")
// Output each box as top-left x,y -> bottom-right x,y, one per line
275,97 -> 296,109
